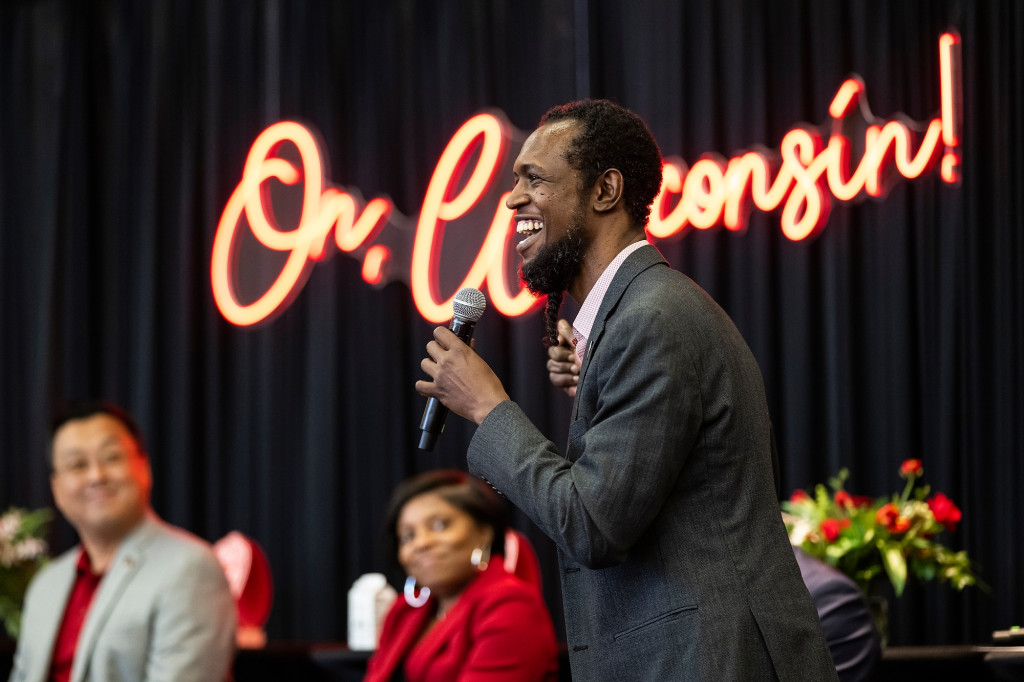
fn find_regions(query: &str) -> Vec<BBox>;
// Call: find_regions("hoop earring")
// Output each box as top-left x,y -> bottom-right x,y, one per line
470,546 -> 490,571
404,576 -> 430,608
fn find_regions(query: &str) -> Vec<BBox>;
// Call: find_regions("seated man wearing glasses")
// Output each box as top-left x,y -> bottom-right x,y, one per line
10,400 -> 236,682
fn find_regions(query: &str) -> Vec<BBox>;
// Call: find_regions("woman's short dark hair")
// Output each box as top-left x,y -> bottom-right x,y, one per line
383,469 -> 508,569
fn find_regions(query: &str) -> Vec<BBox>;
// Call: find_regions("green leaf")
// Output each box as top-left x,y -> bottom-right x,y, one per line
814,484 -> 831,509
16,507 -> 53,539
880,543 -> 908,596
828,468 -> 850,492
912,559 -> 937,582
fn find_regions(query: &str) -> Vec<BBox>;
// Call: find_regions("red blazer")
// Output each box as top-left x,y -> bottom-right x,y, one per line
365,561 -> 559,682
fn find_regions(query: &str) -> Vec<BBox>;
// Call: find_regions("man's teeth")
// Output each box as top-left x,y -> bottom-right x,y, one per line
517,220 -> 543,234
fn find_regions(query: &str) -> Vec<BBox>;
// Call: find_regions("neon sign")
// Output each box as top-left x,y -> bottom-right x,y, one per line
651,32 -> 961,242
212,32 -> 961,326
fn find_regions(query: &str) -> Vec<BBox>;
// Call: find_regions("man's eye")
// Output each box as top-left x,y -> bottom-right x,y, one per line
102,451 -> 127,466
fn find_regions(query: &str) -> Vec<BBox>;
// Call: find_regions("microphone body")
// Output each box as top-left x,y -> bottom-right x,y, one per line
418,288 -> 486,451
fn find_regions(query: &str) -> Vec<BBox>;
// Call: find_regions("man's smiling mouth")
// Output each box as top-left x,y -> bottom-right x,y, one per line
516,219 -> 544,235
516,218 -> 544,255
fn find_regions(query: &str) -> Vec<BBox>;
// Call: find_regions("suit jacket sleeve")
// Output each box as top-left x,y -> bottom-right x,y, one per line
8,551 -> 77,682
469,298 -> 703,568
143,547 -> 237,682
795,548 -> 881,681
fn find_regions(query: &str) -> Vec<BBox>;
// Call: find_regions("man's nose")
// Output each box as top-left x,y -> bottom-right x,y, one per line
83,461 -> 110,482
506,182 -> 527,209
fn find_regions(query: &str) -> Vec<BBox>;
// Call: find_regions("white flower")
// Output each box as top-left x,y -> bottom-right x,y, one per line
788,518 -> 814,546
15,537 -> 47,562
0,510 -> 22,543
1,508 -> 49,567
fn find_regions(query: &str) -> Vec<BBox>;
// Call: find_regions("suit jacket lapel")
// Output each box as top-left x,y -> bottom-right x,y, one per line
378,601 -> 434,679
406,563 -> 501,668
70,515 -> 159,682
572,244 -> 667,421
26,551 -> 77,682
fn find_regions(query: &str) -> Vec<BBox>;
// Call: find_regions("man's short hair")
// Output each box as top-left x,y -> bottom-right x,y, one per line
540,99 -> 664,228
50,400 -> 147,468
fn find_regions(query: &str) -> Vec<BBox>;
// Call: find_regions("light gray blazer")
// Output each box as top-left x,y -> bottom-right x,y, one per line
9,513 -> 236,682
469,245 -> 838,681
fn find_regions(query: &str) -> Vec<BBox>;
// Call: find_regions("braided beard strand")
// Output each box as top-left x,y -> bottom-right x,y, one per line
541,292 -> 565,348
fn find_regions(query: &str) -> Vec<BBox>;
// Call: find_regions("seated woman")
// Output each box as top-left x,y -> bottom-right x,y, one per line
365,469 -> 559,682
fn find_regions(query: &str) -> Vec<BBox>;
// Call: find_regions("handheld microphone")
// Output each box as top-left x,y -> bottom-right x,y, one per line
418,288 -> 487,451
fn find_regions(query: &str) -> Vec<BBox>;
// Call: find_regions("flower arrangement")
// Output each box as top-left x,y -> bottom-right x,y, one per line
0,506 -> 52,639
782,460 -> 979,597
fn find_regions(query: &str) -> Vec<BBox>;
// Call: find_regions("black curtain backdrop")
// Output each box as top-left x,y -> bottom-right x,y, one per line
2,0 -> 1021,647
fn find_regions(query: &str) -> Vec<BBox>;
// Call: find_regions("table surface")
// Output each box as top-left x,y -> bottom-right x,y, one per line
3,641 -> 1023,681
883,645 -> 1024,658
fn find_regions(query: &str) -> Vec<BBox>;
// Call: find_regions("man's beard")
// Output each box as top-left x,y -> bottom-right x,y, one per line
519,205 -> 590,346
519,207 -> 589,297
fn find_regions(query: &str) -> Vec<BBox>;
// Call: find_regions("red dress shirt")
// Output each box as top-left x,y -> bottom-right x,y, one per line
365,560 -> 559,682
48,549 -> 104,682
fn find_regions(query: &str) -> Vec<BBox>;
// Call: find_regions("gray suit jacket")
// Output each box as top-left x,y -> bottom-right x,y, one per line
9,513 -> 236,682
469,245 -> 838,681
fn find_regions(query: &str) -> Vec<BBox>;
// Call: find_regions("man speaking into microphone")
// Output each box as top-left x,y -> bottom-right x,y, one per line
416,100 -> 837,681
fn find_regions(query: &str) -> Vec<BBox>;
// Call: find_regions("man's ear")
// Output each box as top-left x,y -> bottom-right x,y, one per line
592,168 -> 624,214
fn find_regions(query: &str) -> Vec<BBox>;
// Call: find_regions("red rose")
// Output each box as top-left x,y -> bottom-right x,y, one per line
821,518 -> 842,542
790,489 -> 809,503
928,492 -> 963,532
834,491 -> 853,508
900,459 -> 923,478
851,495 -> 875,508
876,503 -> 897,526
876,502 -> 910,533
876,503 -> 899,526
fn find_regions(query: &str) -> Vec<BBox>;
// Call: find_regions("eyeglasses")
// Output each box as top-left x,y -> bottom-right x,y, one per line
53,450 -> 138,477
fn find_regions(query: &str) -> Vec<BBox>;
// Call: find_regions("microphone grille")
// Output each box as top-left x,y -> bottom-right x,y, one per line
452,287 -> 487,322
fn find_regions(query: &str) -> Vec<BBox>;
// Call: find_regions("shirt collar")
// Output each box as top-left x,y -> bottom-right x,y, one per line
75,547 -> 103,578
572,240 -> 649,355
